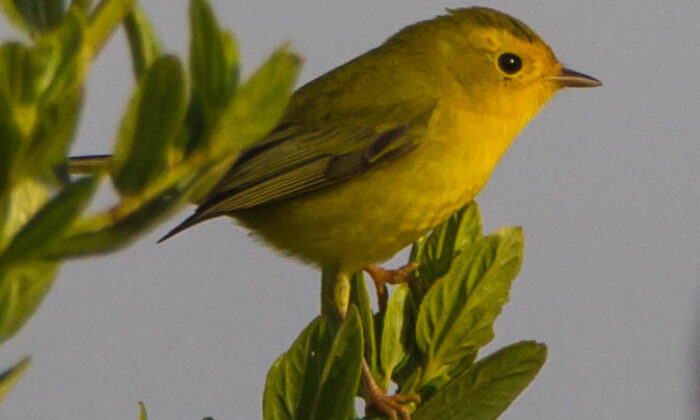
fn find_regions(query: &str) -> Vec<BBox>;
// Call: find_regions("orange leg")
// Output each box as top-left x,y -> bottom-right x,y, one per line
365,262 -> 419,312
362,360 -> 420,420
335,268 -> 421,418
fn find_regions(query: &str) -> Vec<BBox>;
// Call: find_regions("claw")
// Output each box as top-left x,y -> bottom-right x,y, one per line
366,392 -> 421,420
362,359 -> 421,419
365,263 -> 419,312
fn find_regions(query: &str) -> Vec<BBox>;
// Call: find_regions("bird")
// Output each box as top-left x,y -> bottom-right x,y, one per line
160,8 -> 600,275
80,7 -> 601,419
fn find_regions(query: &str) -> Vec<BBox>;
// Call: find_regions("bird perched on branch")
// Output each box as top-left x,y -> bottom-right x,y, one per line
81,7 -> 600,419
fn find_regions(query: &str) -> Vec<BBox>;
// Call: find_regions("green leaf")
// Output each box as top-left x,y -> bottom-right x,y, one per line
112,55 -> 186,195
0,179 -> 49,251
0,260 -> 56,342
0,357 -> 30,405
25,84 -> 83,184
182,0 -> 239,156
189,0 -> 236,116
208,45 -> 300,154
0,42 -> 44,107
0,10 -> 86,185
220,31 -> 240,90
123,6 -> 161,80
84,0 -> 135,57
9,0 -> 66,33
70,0 -> 91,12
263,316 -> 332,420
0,97 -> 23,195
33,7 -> 86,104
0,176 -> 97,265
138,402 -> 147,420
181,153 -> 238,204
379,284 -> 416,388
350,272 -> 376,377
414,341 -> 546,420
14,10 -> 86,184
263,308 -> 363,420
410,201 -> 482,296
44,184 -> 186,258
309,306 -> 363,420
0,1 -> 29,32
415,227 -> 524,389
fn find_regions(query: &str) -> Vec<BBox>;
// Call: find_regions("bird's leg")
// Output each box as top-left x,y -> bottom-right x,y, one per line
330,271 -> 420,419
333,271 -> 351,320
365,262 -> 419,312
332,266 -> 420,420
362,359 -> 420,420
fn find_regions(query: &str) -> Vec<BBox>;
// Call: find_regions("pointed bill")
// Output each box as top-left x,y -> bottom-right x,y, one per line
548,68 -> 601,88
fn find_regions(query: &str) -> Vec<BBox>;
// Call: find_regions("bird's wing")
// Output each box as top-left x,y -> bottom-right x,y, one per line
158,100 -> 436,242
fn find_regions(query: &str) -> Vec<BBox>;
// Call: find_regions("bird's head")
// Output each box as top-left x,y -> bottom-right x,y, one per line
387,7 -> 600,118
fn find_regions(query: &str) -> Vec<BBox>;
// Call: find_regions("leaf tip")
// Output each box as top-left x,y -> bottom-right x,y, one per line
138,401 -> 147,420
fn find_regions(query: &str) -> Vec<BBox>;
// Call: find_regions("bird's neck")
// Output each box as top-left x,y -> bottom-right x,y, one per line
429,94 -> 546,198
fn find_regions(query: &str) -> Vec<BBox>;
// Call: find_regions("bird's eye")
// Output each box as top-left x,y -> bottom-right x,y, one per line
497,53 -> 522,75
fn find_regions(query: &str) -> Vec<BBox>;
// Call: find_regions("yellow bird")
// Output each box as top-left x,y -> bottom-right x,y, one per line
160,6 -> 599,419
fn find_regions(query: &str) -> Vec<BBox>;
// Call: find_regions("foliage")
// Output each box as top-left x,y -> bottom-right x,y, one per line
0,357 -> 29,405
0,1 -> 546,418
0,0 -> 299,410
263,202 -> 546,419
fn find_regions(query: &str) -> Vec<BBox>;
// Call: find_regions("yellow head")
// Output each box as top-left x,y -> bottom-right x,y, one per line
383,7 -> 600,121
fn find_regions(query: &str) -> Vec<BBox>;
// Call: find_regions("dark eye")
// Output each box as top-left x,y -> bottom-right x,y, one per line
498,53 -> 522,75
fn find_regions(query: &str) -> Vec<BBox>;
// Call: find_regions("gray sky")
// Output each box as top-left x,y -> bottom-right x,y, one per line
2,0 -> 700,419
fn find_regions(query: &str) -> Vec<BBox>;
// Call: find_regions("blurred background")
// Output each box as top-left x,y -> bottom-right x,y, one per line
1,0 -> 699,418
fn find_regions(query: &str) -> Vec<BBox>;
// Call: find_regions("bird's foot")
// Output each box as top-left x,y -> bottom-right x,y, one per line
365,262 -> 419,312
366,393 -> 421,420
363,369 -> 420,420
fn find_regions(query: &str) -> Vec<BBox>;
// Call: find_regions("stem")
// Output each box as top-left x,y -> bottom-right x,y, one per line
85,0 -> 136,58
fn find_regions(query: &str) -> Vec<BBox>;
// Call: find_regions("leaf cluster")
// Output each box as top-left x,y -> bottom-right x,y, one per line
0,0 -> 299,406
263,202 -> 547,420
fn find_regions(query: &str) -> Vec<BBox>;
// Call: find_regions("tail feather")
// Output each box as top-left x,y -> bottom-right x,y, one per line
68,154 -> 112,174
157,210 -> 214,243
70,154 -> 218,244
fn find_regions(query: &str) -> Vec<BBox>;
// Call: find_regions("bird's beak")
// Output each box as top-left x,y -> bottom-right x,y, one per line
547,68 -> 602,88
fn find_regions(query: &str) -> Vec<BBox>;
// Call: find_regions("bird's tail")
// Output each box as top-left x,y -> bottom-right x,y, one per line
156,210 -> 214,243
68,154 -> 111,174
69,154 -> 214,243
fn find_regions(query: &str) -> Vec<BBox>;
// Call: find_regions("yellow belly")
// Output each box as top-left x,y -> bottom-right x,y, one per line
235,161 -> 464,270
237,144 -> 496,271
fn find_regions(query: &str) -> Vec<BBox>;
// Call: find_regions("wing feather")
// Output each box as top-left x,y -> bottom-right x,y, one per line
158,95 -> 437,242
204,157 -> 333,212
202,123 -> 420,213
